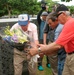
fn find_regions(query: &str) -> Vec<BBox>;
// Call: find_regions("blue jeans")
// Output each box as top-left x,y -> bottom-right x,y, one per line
58,60 -> 65,75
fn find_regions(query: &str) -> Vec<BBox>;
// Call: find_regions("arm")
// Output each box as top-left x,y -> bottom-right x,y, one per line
46,5 -> 50,14
32,24 -> 39,47
43,24 -> 49,44
37,9 -> 43,25
37,5 -> 49,25
29,42 -> 62,56
43,33 -> 47,44
34,40 -> 39,47
29,21 -> 74,56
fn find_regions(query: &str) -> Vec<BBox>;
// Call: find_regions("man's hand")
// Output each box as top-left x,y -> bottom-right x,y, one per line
46,5 -> 49,11
37,44 -> 46,47
29,47 -> 38,56
28,44 -> 46,56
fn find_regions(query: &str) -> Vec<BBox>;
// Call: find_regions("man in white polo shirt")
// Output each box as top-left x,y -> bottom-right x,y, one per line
10,14 -> 39,75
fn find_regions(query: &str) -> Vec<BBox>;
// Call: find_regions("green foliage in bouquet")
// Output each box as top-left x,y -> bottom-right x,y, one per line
3,26 -> 30,51
4,26 -> 14,36
4,26 -> 28,44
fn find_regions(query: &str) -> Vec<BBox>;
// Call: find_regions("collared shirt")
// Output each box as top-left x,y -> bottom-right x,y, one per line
56,18 -> 74,53
54,24 -> 66,61
54,24 -> 63,41
10,22 -> 38,47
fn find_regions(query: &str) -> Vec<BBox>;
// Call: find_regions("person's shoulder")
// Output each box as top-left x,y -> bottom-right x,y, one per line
58,23 -> 63,26
28,22 -> 37,30
12,23 -> 20,28
58,24 -> 63,27
29,22 -> 37,26
69,18 -> 74,22
56,24 -> 63,31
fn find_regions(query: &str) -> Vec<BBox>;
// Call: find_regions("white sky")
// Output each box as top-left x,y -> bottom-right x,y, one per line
58,0 -> 74,6
37,0 -> 41,2
37,0 -> 74,6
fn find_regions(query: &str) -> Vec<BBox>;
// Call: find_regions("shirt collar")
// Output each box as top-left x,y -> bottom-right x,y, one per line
27,23 -> 32,32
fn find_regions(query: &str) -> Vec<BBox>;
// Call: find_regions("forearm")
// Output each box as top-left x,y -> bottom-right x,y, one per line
29,42 -> 62,56
44,50 -> 58,55
40,42 -> 62,53
35,40 -> 39,47
37,9 -> 43,24
43,33 -> 47,44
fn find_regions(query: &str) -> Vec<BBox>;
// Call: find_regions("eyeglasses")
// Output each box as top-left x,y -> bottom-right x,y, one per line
56,12 -> 63,18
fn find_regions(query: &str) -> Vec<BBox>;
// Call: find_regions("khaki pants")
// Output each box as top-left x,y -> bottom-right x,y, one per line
47,42 -> 58,75
14,48 -> 37,75
48,54 -> 58,75
62,53 -> 74,75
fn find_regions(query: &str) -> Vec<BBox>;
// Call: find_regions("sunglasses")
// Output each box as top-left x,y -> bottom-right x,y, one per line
56,12 -> 63,18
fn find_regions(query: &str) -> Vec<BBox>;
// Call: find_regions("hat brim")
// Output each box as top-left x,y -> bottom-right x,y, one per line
18,21 -> 28,26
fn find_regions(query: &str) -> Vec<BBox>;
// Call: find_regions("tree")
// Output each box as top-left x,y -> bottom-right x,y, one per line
0,0 -> 40,17
44,0 -> 56,12
16,0 -> 40,15
0,0 -> 21,18
61,0 -> 72,2
1,0 -> 73,18
68,6 -> 74,14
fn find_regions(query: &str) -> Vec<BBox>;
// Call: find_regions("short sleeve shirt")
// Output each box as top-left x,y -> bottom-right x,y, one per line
55,18 -> 74,53
54,24 -> 63,41
43,23 -> 54,40
10,22 -> 38,43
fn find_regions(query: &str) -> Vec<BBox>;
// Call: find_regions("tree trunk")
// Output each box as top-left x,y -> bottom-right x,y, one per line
6,4 -> 11,18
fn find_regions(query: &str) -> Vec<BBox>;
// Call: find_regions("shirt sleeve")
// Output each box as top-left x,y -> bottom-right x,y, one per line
56,22 -> 74,46
43,23 -> 49,33
37,10 -> 43,25
10,23 -> 20,31
32,25 -> 38,41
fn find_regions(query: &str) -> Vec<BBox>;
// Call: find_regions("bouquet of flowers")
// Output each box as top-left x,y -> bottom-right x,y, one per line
0,26 -> 40,67
1,26 -> 30,51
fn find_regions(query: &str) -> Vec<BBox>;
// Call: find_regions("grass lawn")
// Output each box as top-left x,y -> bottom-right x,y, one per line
37,56 -> 53,75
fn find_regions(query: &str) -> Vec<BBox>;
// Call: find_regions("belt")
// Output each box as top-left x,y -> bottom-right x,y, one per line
67,51 -> 74,55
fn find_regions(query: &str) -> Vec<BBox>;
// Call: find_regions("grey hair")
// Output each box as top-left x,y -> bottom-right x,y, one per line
46,12 -> 57,24
59,11 -> 70,16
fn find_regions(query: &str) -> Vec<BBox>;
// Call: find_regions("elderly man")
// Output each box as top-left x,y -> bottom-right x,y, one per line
29,4 -> 74,75
10,14 -> 39,75
44,12 -> 66,75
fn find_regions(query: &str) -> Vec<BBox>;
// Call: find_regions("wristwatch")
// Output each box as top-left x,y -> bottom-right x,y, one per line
38,47 -> 41,54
